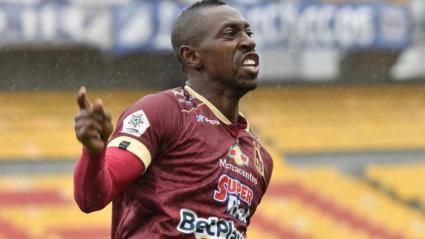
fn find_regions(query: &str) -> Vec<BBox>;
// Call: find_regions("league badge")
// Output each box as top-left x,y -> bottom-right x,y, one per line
121,109 -> 150,137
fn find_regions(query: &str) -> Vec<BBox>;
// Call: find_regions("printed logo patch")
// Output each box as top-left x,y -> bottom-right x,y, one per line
177,208 -> 246,239
226,195 -> 251,224
196,114 -> 220,125
219,159 -> 257,185
121,110 -> 150,137
213,175 -> 254,224
254,143 -> 265,177
213,175 -> 253,206
228,144 -> 249,167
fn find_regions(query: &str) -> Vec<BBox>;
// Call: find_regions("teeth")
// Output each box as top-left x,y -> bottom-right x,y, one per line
243,59 -> 256,66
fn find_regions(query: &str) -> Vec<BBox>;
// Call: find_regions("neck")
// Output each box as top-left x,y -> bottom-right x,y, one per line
186,77 -> 242,123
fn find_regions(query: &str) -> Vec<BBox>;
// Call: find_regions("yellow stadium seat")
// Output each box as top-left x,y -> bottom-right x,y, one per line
367,163 -> 425,205
2,84 -> 425,159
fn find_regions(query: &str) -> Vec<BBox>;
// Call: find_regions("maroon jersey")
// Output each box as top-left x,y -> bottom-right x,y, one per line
106,86 -> 273,238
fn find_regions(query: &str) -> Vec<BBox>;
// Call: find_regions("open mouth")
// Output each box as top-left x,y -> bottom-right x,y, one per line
240,53 -> 259,73
243,58 -> 257,66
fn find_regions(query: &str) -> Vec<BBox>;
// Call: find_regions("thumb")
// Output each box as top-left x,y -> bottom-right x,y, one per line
77,86 -> 92,110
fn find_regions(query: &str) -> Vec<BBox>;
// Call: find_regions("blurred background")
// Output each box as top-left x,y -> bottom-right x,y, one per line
0,0 -> 425,238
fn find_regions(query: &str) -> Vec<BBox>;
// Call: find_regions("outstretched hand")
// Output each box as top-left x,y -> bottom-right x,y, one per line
75,86 -> 113,155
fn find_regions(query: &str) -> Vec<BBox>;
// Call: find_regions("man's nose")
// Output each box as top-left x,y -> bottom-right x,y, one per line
240,33 -> 256,51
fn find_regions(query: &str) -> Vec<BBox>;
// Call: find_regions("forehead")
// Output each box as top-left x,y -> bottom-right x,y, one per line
198,5 -> 248,29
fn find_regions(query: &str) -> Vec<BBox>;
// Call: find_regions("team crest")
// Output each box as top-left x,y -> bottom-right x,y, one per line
254,142 -> 265,176
228,144 -> 249,166
121,110 -> 150,137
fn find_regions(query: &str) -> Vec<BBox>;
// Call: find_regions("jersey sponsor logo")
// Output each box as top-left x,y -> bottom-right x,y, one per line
219,159 -> 257,185
171,89 -> 185,97
213,175 -> 253,206
227,195 -> 251,224
177,208 -> 246,239
213,174 -> 253,224
121,109 -> 150,137
178,97 -> 193,105
254,142 -> 265,177
228,144 -> 249,167
196,114 -> 220,126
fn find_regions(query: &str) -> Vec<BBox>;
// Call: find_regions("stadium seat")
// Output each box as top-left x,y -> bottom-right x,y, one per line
2,84 -> 425,159
241,84 -> 425,154
274,167 -> 425,239
0,90 -> 151,160
367,163 -> 425,205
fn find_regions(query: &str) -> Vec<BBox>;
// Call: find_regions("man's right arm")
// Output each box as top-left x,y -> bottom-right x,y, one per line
73,147 -> 144,213
73,87 -> 145,213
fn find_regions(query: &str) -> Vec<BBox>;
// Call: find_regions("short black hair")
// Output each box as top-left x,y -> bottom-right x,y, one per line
171,0 -> 226,68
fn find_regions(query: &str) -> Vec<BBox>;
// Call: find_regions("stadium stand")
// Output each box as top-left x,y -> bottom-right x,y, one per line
1,85 -> 425,238
2,83 -> 425,160
2,164 -> 425,238
0,0 -> 424,238
241,84 -> 425,154
0,174 -> 111,238
282,168 -> 425,239
321,0 -> 408,4
0,90 -> 151,160
366,163 -> 425,205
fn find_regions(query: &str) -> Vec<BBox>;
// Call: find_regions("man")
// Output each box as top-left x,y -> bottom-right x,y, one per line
74,0 -> 273,238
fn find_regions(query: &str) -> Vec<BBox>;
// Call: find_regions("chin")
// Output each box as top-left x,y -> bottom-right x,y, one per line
236,77 -> 258,94
243,80 -> 258,90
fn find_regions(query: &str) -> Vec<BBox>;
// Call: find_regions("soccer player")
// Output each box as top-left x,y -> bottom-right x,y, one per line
73,0 -> 273,238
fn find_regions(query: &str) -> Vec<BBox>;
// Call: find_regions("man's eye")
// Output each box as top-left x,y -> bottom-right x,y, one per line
246,30 -> 254,37
224,30 -> 237,37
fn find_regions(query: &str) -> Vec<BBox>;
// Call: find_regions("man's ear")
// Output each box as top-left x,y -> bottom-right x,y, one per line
179,45 -> 202,70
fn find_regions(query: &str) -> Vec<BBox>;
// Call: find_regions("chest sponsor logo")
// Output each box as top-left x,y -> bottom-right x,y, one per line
227,195 -> 251,224
228,144 -> 249,167
121,109 -> 150,137
196,114 -> 220,126
214,175 -> 253,206
213,175 -> 253,224
177,208 -> 246,239
219,159 -> 257,185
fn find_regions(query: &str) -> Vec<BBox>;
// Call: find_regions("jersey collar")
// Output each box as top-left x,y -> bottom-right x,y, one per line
184,86 -> 251,132
185,85 -> 232,125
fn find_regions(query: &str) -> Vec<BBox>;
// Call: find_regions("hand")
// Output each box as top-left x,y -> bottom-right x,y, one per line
75,86 -> 114,155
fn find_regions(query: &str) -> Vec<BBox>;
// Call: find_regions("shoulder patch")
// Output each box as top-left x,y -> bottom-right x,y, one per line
121,109 -> 150,137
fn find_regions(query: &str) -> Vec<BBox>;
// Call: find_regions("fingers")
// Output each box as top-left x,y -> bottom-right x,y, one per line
75,110 -> 104,125
75,117 -> 103,147
77,129 -> 101,141
75,119 -> 103,133
103,112 -> 112,122
74,88 -> 114,153
92,99 -> 105,116
77,86 -> 92,110
100,112 -> 114,142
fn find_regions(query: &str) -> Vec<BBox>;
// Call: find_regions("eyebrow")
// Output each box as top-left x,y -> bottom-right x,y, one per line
219,21 -> 251,31
221,21 -> 251,29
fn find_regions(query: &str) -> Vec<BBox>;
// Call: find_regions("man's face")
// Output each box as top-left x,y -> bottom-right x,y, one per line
196,5 -> 259,92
